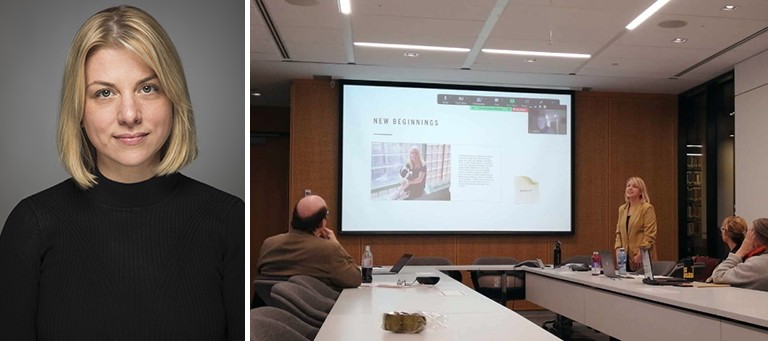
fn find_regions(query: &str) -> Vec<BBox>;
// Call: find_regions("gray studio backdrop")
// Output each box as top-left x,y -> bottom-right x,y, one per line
0,0 -> 245,231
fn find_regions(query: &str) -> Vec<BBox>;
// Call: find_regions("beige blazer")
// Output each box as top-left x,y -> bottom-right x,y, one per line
614,201 -> 658,270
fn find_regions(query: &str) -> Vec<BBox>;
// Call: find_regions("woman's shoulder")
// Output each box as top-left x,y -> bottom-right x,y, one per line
23,178 -> 81,205
175,174 -> 243,206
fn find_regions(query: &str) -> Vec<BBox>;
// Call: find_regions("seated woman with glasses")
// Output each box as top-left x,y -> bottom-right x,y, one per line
720,216 -> 748,256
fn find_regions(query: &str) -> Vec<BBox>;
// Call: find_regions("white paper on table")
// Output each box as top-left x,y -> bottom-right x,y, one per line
438,290 -> 466,296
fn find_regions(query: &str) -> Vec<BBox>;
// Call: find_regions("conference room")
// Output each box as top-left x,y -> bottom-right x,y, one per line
252,0 -> 768,340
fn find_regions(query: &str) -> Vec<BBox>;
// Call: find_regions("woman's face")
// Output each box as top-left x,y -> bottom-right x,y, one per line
625,181 -> 641,200
82,47 -> 172,182
720,221 -> 730,243
410,149 -> 419,162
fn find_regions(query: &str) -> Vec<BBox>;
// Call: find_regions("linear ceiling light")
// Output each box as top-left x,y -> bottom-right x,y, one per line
338,0 -> 351,14
354,42 -> 470,52
482,49 -> 590,59
626,0 -> 670,30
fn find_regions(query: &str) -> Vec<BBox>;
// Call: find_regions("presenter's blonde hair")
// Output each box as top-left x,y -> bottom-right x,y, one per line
624,176 -> 650,204
57,5 -> 196,189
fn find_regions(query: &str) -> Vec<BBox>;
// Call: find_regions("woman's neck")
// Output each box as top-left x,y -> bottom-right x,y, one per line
628,198 -> 642,207
725,239 -> 736,251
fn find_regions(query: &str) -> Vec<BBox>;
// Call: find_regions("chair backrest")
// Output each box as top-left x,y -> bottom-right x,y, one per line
470,257 -> 523,288
251,306 -> 319,340
407,256 -> 463,282
563,255 -> 592,265
288,275 -> 340,301
252,275 -> 291,308
407,256 -> 453,265
470,257 -> 525,303
692,256 -> 720,281
270,281 -> 335,328
251,315 -> 309,341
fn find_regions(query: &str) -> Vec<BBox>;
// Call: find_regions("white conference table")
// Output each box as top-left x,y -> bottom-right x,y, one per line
523,267 -> 768,341
314,265 -> 560,340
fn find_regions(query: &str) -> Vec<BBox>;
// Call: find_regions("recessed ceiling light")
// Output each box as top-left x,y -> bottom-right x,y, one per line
525,58 -> 536,63
672,37 -> 687,43
251,91 -> 261,97
722,5 -> 737,11
404,52 -> 419,57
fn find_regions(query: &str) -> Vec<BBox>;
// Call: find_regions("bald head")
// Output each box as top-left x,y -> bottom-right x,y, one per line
291,195 -> 328,232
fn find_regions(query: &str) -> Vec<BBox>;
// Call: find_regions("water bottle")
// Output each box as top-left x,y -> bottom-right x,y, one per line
617,248 -> 627,275
362,245 -> 373,283
591,251 -> 601,276
553,241 -> 562,268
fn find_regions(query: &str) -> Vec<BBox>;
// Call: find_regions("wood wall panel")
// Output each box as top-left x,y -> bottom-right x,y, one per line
251,106 -> 290,282
268,80 -> 679,309
604,94 -> 678,262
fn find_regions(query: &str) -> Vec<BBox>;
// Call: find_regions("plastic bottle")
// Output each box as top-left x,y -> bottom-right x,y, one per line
362,245 -> 373,283
591,251 -> 601,276
617,248 -> 628,275
553,241 -> 562,268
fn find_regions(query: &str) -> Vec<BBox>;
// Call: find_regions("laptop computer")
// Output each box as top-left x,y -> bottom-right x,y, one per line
598,249 -> 632,279
372,253 -> 413,275
640,249 -> 689,286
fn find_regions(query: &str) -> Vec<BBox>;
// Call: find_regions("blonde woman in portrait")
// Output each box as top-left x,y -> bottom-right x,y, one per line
0,6 -> 243,340
614,176 -> 658,272
401,145 -> 427,200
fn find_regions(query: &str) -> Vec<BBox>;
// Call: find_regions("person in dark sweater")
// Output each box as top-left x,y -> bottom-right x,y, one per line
0,6 -> 244,341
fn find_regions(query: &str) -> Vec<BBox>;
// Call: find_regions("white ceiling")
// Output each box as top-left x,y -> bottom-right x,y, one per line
251,0 -> 768,107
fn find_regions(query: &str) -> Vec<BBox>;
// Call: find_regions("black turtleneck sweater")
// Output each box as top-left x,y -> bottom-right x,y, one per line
0,173 -> 244,341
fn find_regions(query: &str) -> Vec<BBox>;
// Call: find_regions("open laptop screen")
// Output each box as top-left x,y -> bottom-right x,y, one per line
641,248 -> 654,280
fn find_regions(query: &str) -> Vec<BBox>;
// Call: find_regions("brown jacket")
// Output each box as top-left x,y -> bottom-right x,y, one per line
614,201 -> 658,271
257,229 -> 362,288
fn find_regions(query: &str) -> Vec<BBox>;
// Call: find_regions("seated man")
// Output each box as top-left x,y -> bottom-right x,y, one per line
257,195 -> 361,289
709,218 -> 768,289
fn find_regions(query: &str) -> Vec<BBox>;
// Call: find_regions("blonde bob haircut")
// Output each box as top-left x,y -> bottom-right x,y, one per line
58,5 -> 196,189
624,176 -> 651,204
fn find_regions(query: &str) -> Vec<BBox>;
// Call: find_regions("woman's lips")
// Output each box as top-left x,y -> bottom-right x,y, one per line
115,132 -> 149,145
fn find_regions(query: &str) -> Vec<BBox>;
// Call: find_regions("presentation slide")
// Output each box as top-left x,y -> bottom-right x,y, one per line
339,80 -> 573,234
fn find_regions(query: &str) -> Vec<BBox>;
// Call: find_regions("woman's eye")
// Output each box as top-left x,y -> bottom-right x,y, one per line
140,85 -> 157,93
96,89 -> 112,98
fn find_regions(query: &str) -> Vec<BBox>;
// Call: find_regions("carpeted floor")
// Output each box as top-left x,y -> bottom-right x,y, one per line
517,310 -> 612,341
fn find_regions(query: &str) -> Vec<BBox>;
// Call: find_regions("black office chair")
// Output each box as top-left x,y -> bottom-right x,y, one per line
469,256 -> 525,305
406,256 -> 463,282
563,255 -> 592,266
251,314 -> 310,341
251,306 -> 318,341
270,281 -> 335,328
252,275 -> 291,308
288,275 -> 341,301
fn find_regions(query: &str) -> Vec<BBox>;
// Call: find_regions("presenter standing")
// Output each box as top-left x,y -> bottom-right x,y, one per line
614,176 -> 658,272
